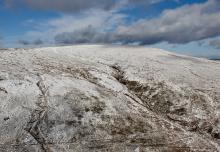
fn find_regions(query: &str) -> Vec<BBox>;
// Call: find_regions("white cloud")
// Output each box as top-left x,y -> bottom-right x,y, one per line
23,9 -> 127,44
19,0 -> 220,46
116,0 -> 220,44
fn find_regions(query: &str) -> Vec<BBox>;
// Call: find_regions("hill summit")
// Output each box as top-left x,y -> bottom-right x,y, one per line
0,45 -> 219,151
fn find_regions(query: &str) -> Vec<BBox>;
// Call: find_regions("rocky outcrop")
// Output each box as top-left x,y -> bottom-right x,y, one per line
0,45 -> 219,151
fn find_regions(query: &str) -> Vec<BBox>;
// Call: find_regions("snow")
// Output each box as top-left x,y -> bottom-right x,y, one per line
0,45 -> 219,151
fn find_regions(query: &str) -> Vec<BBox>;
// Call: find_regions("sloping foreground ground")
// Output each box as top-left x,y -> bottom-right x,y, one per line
0,45 -> 219,152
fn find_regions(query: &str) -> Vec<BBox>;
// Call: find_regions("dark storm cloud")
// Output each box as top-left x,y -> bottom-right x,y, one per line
54,25 -> 113,44
0,36 -> 3,48
4,0 -> 162,12
18,39 -> 30,45
33,39 -> 44,45
18,39 -> 44,46
209,40 -> 220,49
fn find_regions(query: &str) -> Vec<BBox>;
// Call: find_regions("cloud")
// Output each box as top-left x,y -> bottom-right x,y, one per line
19,0 -> 220,46
33,39 -> 44,45
0,36 -> 3,48
51,10 -> 126,44
18,39 -> 30,45
18,38 -> 44,46
52,0 -> 220,45
209,39 -> 220,49
22,9 -> 126,44
116,0 -> 220,44
4,0 -> 163,12
54,25 -> 114,44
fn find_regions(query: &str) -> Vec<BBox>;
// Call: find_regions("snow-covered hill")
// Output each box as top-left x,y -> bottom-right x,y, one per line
0,45 -> 219,151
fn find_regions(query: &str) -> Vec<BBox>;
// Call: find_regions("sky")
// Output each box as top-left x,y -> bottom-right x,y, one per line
0,0 -> 220,58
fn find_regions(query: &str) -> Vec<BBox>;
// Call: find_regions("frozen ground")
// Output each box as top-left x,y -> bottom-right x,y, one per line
0,45 -> 219,151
